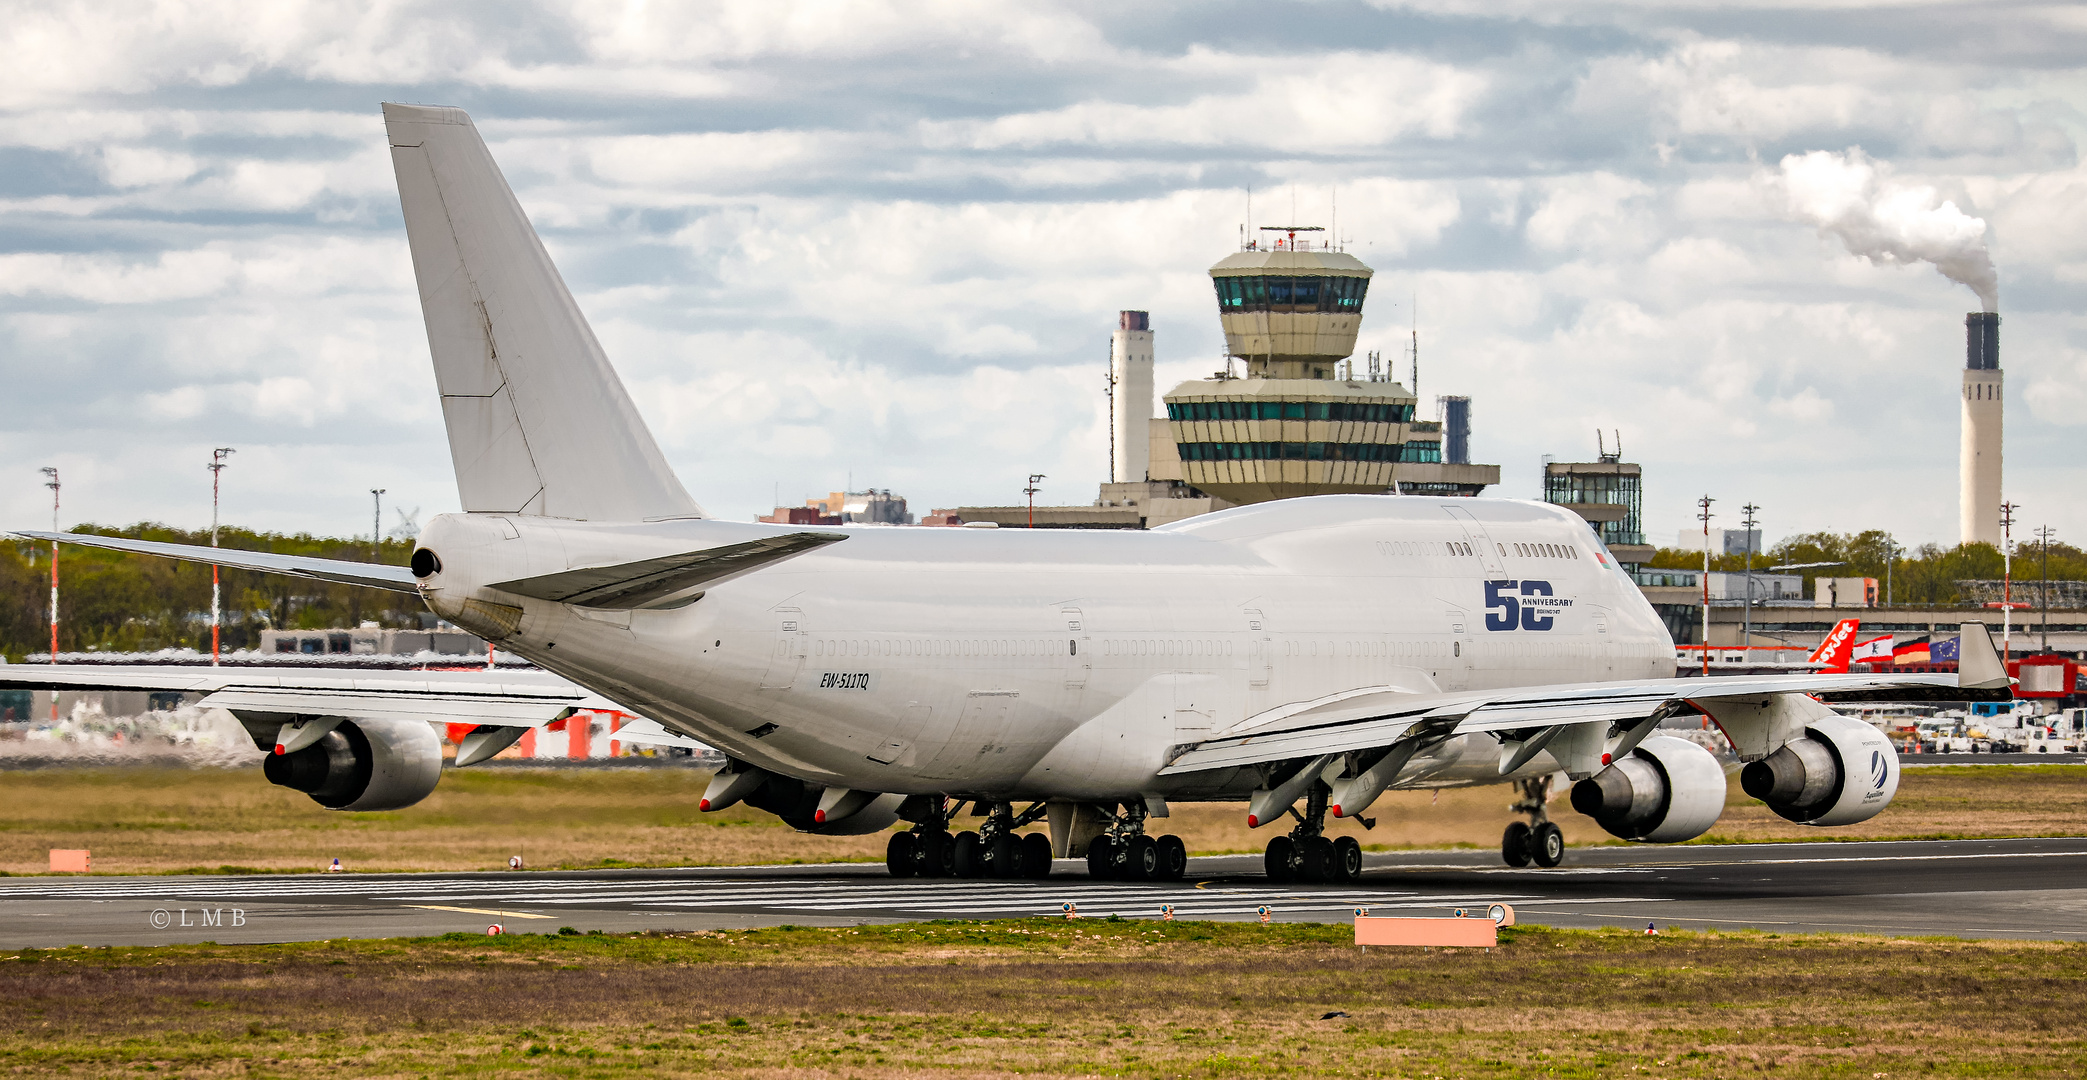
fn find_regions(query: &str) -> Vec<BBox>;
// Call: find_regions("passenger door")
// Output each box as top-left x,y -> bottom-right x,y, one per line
759,608 -> 806,690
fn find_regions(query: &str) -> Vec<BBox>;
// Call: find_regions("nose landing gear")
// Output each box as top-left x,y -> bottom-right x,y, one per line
1262,781 -> 1364,884
1501,775 -> 1565,868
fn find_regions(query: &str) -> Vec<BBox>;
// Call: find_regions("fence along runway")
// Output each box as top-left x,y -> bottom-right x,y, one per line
5,837 -> 2087,947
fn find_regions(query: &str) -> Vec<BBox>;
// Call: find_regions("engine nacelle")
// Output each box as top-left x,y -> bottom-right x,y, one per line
1570,735 -> 1727,842
262,717 -> 443,811
1740,714 -> 1898,826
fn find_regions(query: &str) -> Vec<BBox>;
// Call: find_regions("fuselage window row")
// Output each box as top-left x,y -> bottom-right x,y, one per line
1376,541 -> 1475,557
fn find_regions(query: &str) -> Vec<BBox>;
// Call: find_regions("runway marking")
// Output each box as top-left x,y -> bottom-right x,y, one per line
404,905 -> 554,919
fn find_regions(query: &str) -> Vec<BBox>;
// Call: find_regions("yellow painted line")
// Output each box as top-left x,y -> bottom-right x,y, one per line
405,905 -> 554,919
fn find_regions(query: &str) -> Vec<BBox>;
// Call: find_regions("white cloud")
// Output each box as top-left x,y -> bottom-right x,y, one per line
0,0 -> 2080,552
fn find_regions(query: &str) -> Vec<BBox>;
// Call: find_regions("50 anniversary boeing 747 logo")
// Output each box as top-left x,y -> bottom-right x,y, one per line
0,102 -> 2012,887
1483,580 -> 1572,631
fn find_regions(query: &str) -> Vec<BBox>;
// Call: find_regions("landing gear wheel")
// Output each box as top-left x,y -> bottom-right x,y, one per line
952,830 -> 985,877
1532,822 -> 1565,868
1299,836 -> 1337,883
1125,835 -> 1160,881
1087,835 -> 1120,879
918,831 -> 953,877
886,832 -> 918,878
1332,835 -> 1363,883
1264,835 -> 1296,882
1500,821 -> 1533,868
1156,834 -> 1187,881
1021,832 -> 1054,878
986,834 -> 1024,878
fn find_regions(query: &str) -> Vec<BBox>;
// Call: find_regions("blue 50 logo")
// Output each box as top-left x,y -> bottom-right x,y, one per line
1485,580 -> 1565,632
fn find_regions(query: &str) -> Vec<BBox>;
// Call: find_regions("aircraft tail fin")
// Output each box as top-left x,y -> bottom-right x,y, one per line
1807,618 -> 1862,673
383,103 -> 701,522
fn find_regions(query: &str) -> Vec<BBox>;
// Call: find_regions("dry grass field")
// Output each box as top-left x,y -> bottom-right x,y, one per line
1,763 -> 2082,876
1,921 -> 2082,1078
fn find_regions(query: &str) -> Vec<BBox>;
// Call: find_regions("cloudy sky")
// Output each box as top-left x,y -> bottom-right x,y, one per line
2,1 -> 2082,551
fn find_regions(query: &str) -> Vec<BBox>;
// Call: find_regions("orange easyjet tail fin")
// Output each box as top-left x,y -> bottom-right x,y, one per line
1808,618 -> 1862,673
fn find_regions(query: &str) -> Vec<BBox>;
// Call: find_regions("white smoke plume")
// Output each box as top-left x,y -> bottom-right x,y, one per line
1769,148 -> 1998,312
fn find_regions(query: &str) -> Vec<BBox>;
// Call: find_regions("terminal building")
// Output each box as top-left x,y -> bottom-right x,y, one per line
956,228 -> 1498,527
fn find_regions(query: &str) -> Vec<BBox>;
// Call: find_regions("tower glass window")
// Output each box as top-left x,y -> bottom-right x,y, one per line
1213,275 -> 1369,314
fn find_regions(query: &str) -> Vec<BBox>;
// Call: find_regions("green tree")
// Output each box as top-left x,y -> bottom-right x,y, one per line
1,525 -> 418,662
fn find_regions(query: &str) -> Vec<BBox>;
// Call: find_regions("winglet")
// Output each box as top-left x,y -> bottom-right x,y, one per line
1956,621 -> 2012,692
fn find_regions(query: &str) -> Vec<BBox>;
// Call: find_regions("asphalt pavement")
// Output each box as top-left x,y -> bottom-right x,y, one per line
4,836 -> 2085,947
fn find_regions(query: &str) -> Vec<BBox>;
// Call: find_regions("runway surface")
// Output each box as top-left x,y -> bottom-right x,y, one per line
5,836 -> 2086,947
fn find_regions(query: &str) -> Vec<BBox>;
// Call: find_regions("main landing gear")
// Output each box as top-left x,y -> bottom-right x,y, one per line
1263,782 -> 1364,884
1500,775 -> 1565,868
886,798 -> 1052,880
1085,801 -> 1189,882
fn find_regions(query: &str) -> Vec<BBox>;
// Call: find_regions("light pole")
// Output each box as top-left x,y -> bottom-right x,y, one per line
1999,501 -> 2017,661
1885,535 -> 1902,607
1697,494 -> 1714,674
2034,525 -> 2056,654
39,468 -> 58,672
1740,502 -> 1759,655
371,489 -> 386,563
1025,474 -> 1046,529
209,448 -> 234,665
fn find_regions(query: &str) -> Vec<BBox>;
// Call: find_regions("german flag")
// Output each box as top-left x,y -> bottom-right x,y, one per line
1893,636 -> 1931,664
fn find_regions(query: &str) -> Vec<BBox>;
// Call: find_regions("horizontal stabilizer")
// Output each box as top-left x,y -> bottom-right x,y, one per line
489,531 -> 847,609
9,531 -> 419,593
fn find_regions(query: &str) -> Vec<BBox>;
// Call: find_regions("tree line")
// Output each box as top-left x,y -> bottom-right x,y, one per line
1644,530 -> 2087,606
2,524 -> 419,662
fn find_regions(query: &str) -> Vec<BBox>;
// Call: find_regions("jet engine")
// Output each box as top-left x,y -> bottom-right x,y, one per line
1740,714 -> 1898,826
261,717 -> 443,811
1570,735 -> 1727,842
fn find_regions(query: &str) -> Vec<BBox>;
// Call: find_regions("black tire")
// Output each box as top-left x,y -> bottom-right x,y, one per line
1264,835 -> 1295,882
1086,835 -> 1119,879
1300,836 -> 1337,883
1532,822 -> 1565,868
885,832 -> 918,878
1157,834 -> 1187,881
1332,835 -> 1363,882
1021,832 -> 1054,878
919,830 -> 954,877
1501,821 -> 1533,868
1126,835 -> 1161,881
952,831 -> 984,877
987,834 -> 1024,878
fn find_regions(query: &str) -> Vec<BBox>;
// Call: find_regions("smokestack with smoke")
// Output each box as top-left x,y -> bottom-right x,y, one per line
1769,148 -> 1998,312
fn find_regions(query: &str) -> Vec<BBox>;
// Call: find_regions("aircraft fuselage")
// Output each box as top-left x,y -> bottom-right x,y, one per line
415,494 -> 1675,802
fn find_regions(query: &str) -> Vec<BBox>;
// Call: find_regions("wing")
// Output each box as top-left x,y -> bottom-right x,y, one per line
0,664 -> 679,765
1164,621 -> 2012,779
10,530 -> 418,593
488,531 -> 846,609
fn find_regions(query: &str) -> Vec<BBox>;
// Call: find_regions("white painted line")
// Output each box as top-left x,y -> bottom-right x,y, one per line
404,905 -> 555,919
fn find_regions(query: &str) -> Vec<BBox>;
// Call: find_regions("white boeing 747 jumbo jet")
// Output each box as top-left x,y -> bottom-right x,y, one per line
4,105 -> 2012,884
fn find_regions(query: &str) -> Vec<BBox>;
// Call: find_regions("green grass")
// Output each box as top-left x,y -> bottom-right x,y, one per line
1,921 -> 2082,1077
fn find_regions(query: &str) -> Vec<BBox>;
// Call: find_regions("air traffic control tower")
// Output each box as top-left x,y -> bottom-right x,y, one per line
1155,227 -> 1499,502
